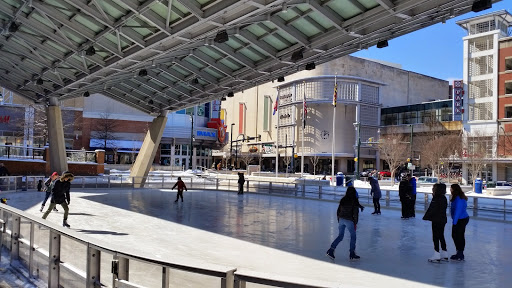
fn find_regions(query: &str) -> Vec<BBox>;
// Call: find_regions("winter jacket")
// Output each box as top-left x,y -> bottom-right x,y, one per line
172,180 -> 187,191
450,196 -> 469,225
423,194 -> 447,223
238,174 -> 245,184
43,177 -> 55,193
369,178 -> 381,199
336,199 -> 360,225
398,179 -> 412,201
51,180 -> 71,204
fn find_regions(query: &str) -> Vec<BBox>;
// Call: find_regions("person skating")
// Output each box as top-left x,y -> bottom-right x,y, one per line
237,172 -> 245,195
172,177 -> 187,202
326,186 -> 361,261
369,176 -> 381,215
450,184 -> 469,261
398,174 -> 413,219
40,172 -> 59,212
42,171 -> 74,228
423,183 -> 448,262
409,175 -> 417,217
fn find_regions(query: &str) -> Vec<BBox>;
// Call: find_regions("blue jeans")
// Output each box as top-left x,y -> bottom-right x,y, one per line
42,192 -> 51,206
330,218 -> 357,253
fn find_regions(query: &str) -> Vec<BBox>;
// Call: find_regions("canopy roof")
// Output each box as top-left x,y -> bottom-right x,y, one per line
0,0 -> 500,114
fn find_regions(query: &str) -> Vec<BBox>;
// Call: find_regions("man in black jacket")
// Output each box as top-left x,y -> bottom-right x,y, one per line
399,175 -> 413,219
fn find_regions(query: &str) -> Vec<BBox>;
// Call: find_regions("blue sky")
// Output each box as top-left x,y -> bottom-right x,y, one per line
353,1 -> 511,82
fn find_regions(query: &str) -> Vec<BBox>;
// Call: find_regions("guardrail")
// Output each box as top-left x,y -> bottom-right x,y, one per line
0,204 -> 337,288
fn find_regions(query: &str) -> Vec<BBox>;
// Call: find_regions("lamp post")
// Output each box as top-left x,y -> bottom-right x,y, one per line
189,113 -> 194,170
355,122 -> 361,180
235,134 -> 245,169
410,124 -> 414,163
230,123 -> 235,169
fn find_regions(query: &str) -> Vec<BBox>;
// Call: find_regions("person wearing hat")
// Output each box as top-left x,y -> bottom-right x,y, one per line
42,171 -> 74,228
40,172 -> 60,212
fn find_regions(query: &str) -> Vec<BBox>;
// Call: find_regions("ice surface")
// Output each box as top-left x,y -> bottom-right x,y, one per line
1,184 -> 511,287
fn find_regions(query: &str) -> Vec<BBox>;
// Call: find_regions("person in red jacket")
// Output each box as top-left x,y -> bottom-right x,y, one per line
172,177 -> 188,202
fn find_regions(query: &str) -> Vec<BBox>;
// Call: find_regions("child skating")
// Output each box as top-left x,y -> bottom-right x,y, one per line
172,177 -> 188,202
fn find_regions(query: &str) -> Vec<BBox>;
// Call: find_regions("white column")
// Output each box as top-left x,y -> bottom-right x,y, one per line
47,97 -> 68,173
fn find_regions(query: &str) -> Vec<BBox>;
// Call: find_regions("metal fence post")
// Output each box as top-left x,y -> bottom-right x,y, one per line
246,180 -> 249,193
319,185 -> 322,199
216,178 -> 219,190
386,190 -> 390,207
49,230 -> 61,288
162,175 -> 164,189
269,182 -> 272,194
11,215 -> 20,261
86,246 -> 101,288
108,176 -> 111,189
29,222 -> 35,277
302,180 -> 305,197
162,267 -> 170,288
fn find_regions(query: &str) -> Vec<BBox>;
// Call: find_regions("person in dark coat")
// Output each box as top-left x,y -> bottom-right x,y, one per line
172,177 -> 188,202
398,175 -> 413,219
326,186 -> 361,260
409,175 -> 417,217
42,171 -> 74,228
423,183 -> 448,262
40,172 -> 59,212
0,163 -> 9,176
237,172 -> 245,195
369,177 -> 382,215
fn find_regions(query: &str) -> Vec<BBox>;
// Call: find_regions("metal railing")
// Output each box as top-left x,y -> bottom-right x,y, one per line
0,145 -> 45,160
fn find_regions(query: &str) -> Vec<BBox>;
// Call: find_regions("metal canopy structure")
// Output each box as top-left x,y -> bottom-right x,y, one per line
0,0 -> 500,114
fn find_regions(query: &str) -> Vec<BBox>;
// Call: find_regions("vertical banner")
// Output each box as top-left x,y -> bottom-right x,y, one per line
239,103 -> 245,134
453,80 -> 464,121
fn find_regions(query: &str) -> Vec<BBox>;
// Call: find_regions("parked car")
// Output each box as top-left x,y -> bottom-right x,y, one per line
360,168 -> 375,177
417,176 -> 439,184
495,181 -> 511,187
379,170 -> 391,177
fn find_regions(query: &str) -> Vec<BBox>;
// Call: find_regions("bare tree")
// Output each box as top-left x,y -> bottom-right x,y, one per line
419,134 -> 462,181
283,154 -> 292,177
498,127 -> 512,158
91,111 -> 119,150
378,127 -> 408,185
463,130 -> 494,189
309,154 -> 320,175
240,153 -> 254,170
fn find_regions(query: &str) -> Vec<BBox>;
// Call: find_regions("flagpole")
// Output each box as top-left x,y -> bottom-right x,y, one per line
331,74 -> 337,185
301,81 -> 305,177
275,89 -> 279,178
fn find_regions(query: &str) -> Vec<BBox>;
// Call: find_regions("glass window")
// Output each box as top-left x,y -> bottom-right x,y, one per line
174,145 -> 180,155
506,82 -> 512,95
505,106 -> 512,118
181,145 -> 189,156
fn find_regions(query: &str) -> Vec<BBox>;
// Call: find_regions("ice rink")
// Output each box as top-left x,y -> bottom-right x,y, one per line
2,187 -> 512,287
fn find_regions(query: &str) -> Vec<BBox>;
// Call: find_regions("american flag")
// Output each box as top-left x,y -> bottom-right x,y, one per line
273,96 -> 279,115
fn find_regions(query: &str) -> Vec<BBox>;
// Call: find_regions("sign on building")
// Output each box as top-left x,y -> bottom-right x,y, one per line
453,80 -> 464,121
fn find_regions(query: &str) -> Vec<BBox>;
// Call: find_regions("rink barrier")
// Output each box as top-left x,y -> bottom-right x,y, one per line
0,204 -> 336,288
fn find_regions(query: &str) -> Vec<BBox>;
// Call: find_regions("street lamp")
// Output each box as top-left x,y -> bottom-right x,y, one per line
354,122 -> 361,180
235,134 -> 245,169
230,123 -> 235,168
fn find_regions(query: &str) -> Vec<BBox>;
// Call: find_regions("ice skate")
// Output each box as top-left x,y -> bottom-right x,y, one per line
63,220 -> 70,228
326,248 -> 335,260
40,205 -> 44,212
440,250 -> 449,261
450,251 -> 465,261
53,207 -> 58,212
349,252 -> 360,260
428,251 -> 441,263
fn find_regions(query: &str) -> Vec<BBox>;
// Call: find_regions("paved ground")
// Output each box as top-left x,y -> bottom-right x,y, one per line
1,188 -> 511,287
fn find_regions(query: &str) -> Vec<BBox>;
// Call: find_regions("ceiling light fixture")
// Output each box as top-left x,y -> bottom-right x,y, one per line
227,91 -> 234,97
85,46 -> 96,56
8,22 -> 18,33
214,30 -> 229,43
291,49 -> 303,62
277,76 -> 285,82
471,0 -> 492,13
83,91 -> 90,97
36,78 -> 43,85
376,40 -> 388,48
138,69 -> 148,77
305,62 -> 315,70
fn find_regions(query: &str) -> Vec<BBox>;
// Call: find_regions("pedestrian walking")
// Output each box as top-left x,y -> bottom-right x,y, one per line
237,172 -> 245,195
423,183 -> 448,262
40,172 -> 59,212
172,177 -> 188,202
450,184 -> 469,261
326,186 -> 361,261
409,175 -> 417,217
42,171 -> 74,228
369,177 -> 381,215
398,174 -> 413,219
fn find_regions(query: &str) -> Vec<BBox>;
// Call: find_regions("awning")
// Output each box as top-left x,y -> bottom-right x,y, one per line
90,139 -> 143,150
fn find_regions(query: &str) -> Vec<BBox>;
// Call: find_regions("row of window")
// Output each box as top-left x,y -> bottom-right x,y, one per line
160,144 -> 211,157
381,108 -> 453,126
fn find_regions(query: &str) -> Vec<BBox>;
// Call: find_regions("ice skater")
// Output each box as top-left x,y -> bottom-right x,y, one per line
42,171 -> 74,228
398,174 -> 413,219
450,184 -> 469,261
369,176 -> 381,215
237,172 -> 245,195
40,172 -> 59,212
172,177 -> 187,202
409,175 -> 417,217
423,183 -> 448,262
326,186 -> 361,261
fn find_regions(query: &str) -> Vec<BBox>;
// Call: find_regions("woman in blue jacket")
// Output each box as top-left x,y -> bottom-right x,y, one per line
449,184 -> 469,261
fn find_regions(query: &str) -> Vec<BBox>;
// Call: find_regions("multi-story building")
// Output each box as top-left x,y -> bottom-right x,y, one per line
218,55 -> 450,175
456,10 -> 512,183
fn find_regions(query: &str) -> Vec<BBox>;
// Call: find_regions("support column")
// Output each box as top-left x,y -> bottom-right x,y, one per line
47,97 -> 68,173
130,112 -> 168,188
462,163 -> 469,185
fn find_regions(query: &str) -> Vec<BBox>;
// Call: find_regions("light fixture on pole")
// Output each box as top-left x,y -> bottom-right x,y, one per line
354,122 -> 361,180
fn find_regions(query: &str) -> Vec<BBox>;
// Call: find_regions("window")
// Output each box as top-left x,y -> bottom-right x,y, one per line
505,57 -> 512,71
505,106 -> 512,118
506,81 -> 512,95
